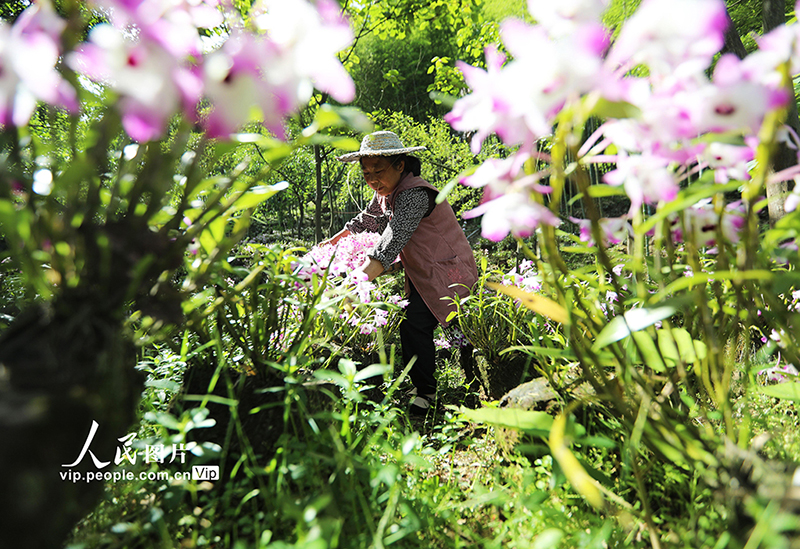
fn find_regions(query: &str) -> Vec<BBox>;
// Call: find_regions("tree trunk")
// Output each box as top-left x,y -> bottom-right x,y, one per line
762,0 -> 786,32
762,0 -> 798,225
290,185 -> 305,238
721,7 -> 748,59
314,144 -> 323,243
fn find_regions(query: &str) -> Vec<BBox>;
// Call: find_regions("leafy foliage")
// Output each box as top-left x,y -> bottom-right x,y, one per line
5,1 -> 800,548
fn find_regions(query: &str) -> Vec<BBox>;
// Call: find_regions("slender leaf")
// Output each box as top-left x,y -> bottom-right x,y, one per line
459,406 -> 554,437
487,282 -> 570,324
758,381 -> 800,402
593,305 -> 676,350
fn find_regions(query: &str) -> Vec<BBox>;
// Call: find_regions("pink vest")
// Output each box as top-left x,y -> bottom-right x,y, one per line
387,173 -> 478,326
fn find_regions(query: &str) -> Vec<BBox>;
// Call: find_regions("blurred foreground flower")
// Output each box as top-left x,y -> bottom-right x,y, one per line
0,3 -> 77,126
32,0 -> 354,142
449,0 -> 797,238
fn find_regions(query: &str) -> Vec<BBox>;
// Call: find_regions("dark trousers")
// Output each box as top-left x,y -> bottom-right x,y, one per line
400,281 -> 439,395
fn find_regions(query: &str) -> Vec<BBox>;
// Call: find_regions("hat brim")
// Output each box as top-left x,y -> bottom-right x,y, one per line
337,146 -> 427,163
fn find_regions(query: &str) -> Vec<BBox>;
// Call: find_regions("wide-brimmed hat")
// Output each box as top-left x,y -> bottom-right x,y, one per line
338,131 -> 426,162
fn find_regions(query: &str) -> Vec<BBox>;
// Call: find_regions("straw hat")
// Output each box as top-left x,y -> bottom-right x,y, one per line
338,131 -> 426,162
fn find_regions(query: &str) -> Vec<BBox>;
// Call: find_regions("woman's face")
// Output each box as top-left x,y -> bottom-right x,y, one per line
360,156 -> 404,197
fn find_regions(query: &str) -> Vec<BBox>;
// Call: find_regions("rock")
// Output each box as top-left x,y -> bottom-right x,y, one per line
499,378 -> 558,411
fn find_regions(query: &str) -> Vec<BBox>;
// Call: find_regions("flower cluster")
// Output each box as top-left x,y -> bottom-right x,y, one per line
0,3 -> 78,126
501,259 -> 542,293
341,292 -> 409,337
298,232 -> 386,278
297,233 -> 407,344
759,354 -> 799,383
4,0 -> 354,142
448,0 -> 800,244
434,324 -> 471,350
569,216 -> 633,248
670,199 -> 747,248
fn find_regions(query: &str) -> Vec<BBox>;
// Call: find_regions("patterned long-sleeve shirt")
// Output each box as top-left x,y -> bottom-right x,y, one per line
345,187 -> 435,271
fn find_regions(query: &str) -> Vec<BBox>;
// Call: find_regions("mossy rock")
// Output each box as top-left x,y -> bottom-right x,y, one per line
476,351 -> 540,401
499,377 -> 558,411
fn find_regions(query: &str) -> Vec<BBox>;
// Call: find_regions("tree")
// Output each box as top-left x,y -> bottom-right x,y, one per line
344,0 -> 494,121
761,0 -> 799,224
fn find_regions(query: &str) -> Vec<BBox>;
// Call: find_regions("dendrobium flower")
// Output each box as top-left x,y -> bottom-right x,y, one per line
570,216 -> 633,247
699,141 -> 755,183
603,152 -> 679,210
460,151 -> 559,241
690,54 -> 790,135
252,0 -> 355,105
751,22 -> 800,84
0,4 -> 77,127
69,0 -> 356,141
670,198 -> 746,247
460,153 -> 550,197
201,0 -> 355,138
502,259 -> 542,292
445,46 -> 543,154
526,0 -> 610,38
500,18 -> 611,117
758,354 -> 799,383
447,16 -> 610,154
297,232 -> 398,280
88,0 -> 223,57
786,177 -> 800,212
448,0 -> 797,241
201,32 -> 286,138
69,24 -> 196,142
606,0 -> 728,78
464,192 -> 560,242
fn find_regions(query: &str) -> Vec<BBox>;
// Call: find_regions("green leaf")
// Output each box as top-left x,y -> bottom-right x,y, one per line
758,382 -> 800,402
313,369 -> 350,389
487,282 -> 570,324
144,411 -> 181,431
561,246 -> 595,254
653,270 -> 773,301
302,105 -> 373,137
589,97 -> 641,119
549,411 -> 604,509
593,306 -> 676,350
501,345 -> 577,360
338,358 -> 358,378
630,331 -> 666,372
657,328 -> 706,365
533,529 -> 564,549
238,489 -> 260,508
232,182 -> 288,211
436,177 -> 461,203
231,133 -> 294,162
459,407 -> 554,437
311,105 -> 343,129
199,216 -> 227,254
186,175 -> 229,203
182,394 -> 239,407
145,379 -> 182,393
354,364 -> 391,383
772,272 -> 800,295
429,91 -> 457,108
586,185 -> 626,198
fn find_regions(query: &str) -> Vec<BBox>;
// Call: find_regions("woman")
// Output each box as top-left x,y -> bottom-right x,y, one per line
326,131 -> 478,414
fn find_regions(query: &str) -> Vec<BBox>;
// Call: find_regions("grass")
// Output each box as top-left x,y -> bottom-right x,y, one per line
59,232 -> 800,549
64,335 -> 800,549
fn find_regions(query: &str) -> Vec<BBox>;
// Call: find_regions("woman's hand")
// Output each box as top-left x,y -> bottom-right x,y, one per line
354,257 -> 385,282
